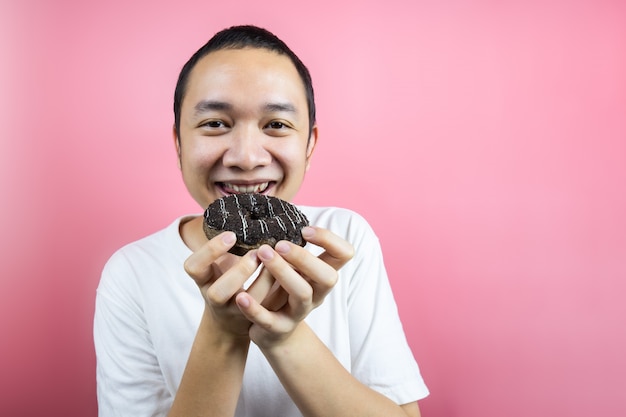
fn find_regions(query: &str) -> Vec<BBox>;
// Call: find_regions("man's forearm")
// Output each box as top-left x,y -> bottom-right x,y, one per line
259,322 -> 416,417
168,309 -> 250,417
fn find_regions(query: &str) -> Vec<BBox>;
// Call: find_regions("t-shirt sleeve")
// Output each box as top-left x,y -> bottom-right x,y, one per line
343,213 -> 429,405
94,250 -> 172,417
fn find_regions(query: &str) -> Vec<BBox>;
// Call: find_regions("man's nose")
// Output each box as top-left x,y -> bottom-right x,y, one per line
222,126 -> 272,170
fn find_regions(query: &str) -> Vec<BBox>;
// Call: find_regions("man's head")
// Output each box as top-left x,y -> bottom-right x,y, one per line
174,25 -> 316,140
173,26 -> 318,208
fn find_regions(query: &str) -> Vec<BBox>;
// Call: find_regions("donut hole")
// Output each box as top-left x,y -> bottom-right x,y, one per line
250,205 -> 266,220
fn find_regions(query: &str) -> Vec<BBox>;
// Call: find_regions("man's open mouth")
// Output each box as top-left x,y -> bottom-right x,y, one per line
219,182 -> 271,194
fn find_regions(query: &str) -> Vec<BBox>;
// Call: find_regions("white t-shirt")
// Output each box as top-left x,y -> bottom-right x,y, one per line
94,206 -> 428,417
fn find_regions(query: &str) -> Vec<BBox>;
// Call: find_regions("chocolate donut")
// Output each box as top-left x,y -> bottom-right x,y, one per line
203,193 -> 309,256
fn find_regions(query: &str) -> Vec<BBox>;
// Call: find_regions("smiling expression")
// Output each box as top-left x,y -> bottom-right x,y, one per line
175,47 -> 317,210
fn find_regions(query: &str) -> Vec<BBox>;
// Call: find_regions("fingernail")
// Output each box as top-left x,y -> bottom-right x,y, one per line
302,226 -> 315,239
247,250 -> 258,262
237,293 -> 250,308
275,241 -> 290,254
258,245 -> 274,260
222,232 -> 236,245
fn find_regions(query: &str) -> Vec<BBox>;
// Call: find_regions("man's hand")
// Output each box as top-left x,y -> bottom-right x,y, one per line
183,231 -> 276,337
234,226 -> 355,348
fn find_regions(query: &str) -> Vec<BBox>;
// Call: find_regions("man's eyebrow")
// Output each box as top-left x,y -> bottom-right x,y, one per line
193,100 -> 297,116
263,102 -> 297,113
193,100 -> 232,115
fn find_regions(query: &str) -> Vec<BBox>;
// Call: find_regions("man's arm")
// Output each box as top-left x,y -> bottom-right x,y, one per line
168,309 -> 250,417
236,226 -> 422,417
261,323 -> 421,417
168,232 -> 274,417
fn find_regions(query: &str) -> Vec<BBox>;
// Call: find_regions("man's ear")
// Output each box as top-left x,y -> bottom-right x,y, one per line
173,125 -> 182,170
305,124 -> 318,172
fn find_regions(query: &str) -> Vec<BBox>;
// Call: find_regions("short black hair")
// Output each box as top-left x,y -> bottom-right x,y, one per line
173,25 -> 316,139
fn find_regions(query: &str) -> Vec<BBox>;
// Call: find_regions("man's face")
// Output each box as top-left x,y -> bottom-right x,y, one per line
176,47 -> 317,209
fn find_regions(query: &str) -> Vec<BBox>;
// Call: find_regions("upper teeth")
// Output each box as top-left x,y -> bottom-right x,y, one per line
225,182 -> 269,193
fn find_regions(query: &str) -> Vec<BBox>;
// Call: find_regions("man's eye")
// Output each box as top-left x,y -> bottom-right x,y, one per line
267,121 -> 286,129
202,120 -> 226,128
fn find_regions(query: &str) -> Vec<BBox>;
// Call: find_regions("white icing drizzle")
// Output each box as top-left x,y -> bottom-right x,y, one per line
276,216 -> 287,233
258,219 -> 268,234
279,199 -> 298,231
266,195 -> 287,232
264,194 -> 275,218
219,198 -> 228,228
234,194 -> 247,241
250,194 -> 269,235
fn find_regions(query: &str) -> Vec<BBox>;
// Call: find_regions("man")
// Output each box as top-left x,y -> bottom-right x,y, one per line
94,25 -> 428,417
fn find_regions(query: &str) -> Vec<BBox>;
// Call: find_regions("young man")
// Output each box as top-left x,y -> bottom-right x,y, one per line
94,25 -> 428,417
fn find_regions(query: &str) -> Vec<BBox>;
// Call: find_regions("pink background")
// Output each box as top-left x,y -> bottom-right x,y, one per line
1,0 -> 625,416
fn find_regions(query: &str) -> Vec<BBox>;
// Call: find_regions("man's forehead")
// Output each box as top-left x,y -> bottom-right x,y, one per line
188,48 -> 298,83
193,47 -> 294,75
182,49 -> 306,116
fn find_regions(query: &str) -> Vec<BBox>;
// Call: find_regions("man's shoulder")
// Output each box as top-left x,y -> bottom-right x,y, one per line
299,205 -> 374,238
300,205 -> 364,222
103,216 -> 193,272
118,217 -> 183,250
